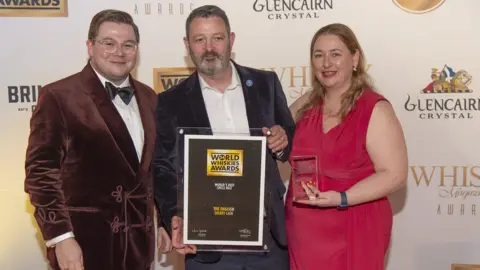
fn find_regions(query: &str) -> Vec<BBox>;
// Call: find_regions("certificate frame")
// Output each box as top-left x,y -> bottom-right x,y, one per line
178,127 -> 268,251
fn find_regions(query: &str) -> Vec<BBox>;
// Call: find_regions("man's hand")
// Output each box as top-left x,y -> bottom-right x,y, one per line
262,125 -> 288,153
157,227 -> 172,253
171,216 -> 197,255
55,238 -> 83,270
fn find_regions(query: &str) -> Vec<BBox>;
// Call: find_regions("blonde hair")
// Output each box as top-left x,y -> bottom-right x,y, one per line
296,23 -> 373,121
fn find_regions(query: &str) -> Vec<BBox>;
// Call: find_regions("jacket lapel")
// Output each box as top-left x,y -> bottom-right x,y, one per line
80,64 -> 139,173
185,72 -> 212,135
131,79 -> 155,173
233,62 -> 263,134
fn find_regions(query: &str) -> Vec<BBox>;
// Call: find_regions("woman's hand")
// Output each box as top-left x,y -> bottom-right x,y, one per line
294,182 -> 341,207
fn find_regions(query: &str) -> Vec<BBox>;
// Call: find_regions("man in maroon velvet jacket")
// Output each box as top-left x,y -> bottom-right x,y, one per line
24,9 -> 170,270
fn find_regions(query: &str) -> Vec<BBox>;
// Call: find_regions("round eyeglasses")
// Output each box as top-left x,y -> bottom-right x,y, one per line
93,39 -> 138,55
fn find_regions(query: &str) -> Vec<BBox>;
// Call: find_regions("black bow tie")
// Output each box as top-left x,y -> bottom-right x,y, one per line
105,82 -> 135,105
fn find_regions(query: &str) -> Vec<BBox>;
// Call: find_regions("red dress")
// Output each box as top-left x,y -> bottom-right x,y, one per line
285,89 -> 393,270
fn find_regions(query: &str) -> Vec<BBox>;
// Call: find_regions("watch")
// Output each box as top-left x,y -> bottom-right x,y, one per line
337,191 -> 349,210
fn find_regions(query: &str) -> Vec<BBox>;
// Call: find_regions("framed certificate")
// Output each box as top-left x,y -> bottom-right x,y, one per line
176,127 -> 269,252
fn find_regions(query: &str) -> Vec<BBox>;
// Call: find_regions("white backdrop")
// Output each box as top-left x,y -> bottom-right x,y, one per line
1,0 -> 480,269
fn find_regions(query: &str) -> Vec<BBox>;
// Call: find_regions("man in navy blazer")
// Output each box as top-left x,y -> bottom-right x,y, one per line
153,5 -> 295,269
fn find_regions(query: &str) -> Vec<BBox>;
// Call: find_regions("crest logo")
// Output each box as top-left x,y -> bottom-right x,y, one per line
422,65 -> 472,94
404,65 -> 477,120
393,0 -> 445,14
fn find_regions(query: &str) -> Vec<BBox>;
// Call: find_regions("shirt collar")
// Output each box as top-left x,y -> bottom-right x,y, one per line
198,61 -> 241,92
90,62 -> 130,89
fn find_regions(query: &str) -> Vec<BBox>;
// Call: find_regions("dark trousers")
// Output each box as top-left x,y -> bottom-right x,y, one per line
185,231 -> 290,270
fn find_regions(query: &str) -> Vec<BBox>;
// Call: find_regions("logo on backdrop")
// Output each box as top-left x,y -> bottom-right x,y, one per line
260,66 -> 312,100
152,64 -> 372,100
133,1 -> 195,16
252,0 -> 333,20
153,66 -> 314,98
260,64 -> 372,101
6,85 -> 40,113
451,264 -> 480,270
410,165 -> 479,216
393,0 -> 445,14
404,65 -> 477,120
153,67 -> 196,93
0,0 -> 68,17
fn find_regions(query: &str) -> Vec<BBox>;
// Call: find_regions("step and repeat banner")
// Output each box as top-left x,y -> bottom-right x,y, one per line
1,0 -> 480,269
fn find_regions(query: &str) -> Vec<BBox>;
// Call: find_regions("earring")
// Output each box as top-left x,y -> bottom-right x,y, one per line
353,66 -> 357,72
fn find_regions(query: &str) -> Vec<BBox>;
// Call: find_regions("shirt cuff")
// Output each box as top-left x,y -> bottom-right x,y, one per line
275,149 -> 284,159
46,232 -> 75,248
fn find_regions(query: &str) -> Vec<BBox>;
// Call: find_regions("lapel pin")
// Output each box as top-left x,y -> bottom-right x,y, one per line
246,79 -> 253,87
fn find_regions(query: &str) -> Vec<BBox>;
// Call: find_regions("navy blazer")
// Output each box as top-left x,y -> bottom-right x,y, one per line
153,61 -> 295,261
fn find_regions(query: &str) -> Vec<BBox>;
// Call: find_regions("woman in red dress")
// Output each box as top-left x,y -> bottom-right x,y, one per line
284,23 -> 408,270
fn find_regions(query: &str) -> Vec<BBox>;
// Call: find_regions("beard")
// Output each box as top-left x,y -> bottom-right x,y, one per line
190,45 -> 231,76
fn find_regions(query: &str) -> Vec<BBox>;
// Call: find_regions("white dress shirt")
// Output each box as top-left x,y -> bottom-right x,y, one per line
199,61 -> 250,136
45,65 -> 144,247
199,62 -> 270,217
96,71 -> 145,161
199,62 -> 284,158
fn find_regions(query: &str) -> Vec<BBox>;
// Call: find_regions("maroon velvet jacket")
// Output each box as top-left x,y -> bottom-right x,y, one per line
24,64 -> 157,270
